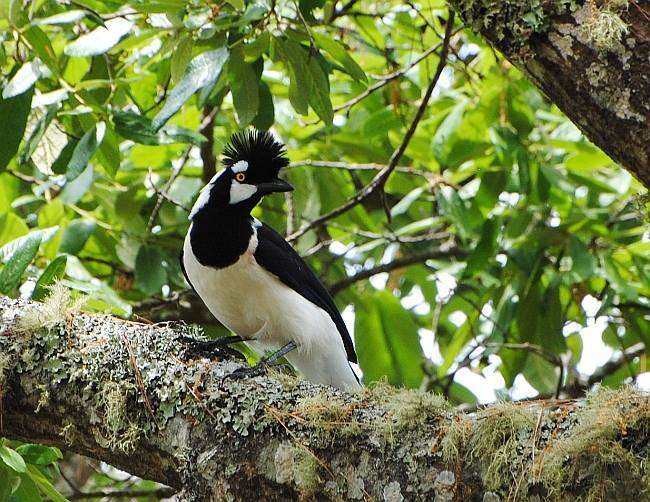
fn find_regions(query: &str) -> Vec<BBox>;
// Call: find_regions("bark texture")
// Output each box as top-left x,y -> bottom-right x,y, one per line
449,0 -> 650,188
1,296 -> 649,501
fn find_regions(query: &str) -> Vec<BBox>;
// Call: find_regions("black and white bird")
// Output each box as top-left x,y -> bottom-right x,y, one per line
180,130 -> 361,391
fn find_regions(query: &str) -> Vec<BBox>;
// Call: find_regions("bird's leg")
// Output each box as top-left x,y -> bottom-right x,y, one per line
178,334 -> 245,360
226,341 -> 297,380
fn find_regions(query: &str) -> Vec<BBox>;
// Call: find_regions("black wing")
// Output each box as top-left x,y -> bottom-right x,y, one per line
254,223 -> 357,363
179,250 -> 198,294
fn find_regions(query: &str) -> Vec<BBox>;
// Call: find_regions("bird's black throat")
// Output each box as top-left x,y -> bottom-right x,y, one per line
189,207 -> 254,269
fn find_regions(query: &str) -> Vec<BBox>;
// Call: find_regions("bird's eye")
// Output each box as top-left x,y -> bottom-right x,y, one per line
235,172 -> 246,182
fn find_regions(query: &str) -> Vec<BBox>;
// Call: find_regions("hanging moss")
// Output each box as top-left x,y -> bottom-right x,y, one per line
538,386 -> 650,500
14,282 -> 84,336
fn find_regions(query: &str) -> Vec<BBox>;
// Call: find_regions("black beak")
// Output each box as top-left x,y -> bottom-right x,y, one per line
257,178 -> 293,195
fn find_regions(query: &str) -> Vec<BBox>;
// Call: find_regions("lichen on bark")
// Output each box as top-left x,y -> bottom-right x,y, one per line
1,295 -> 648,500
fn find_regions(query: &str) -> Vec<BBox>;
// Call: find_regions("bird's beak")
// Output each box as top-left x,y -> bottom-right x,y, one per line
257,178 -> 294,195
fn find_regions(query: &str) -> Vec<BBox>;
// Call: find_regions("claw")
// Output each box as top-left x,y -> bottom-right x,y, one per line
177,334 -> 245,361
222,341 -> 297,381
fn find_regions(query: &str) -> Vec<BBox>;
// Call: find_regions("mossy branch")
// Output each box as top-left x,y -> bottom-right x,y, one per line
1,295 -> 648,500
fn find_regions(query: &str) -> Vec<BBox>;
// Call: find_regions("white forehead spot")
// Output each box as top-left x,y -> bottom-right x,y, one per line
229,182 -> 257,204
232,160 -> 249,173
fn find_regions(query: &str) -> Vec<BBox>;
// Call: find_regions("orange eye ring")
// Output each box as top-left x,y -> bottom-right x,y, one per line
235,173 -> 246,182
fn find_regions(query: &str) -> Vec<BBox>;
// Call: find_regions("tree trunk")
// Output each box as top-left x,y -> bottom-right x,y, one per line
1,296 -> 648,500
449,0 -> 650,188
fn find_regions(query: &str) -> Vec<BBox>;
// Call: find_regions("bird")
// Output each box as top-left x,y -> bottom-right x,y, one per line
180,129 -> 361,391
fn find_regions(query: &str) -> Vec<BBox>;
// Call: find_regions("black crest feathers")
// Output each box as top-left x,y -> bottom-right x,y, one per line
222,130 -> 289,177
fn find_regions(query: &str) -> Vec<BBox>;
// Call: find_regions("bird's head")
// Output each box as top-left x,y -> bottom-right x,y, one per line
189,129 -> 292,219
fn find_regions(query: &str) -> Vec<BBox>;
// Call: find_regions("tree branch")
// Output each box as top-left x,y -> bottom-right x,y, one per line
328,242 -> 466,295
1,296 -> 648,500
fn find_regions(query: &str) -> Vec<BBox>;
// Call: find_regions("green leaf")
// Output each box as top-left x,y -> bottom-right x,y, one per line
2,60 -> 45,99
464,219 -> 499,277
244,32 -> 270,61
542,283 -> 566,354
313,32 -> 366,82
23,26 -> 58,74
113,110 -> 205,145
25,465 -> 68,502
0,213 -> 29,247
274,38 -> 332,124
15,445 -> 62,466
432,100 -> 468,165
0,85 -> 33,170
11,474 -> 41,502
252,80 -> 275,130
152,47 -> 229,130
32,9 -> 86,25
50,138 -> 79,175
228,49 -> 259,127
355,291 -> 425,388
522,354 -> 558,395
64,18 -> 133,57
225,0 -> 244,8
135,245 -> 167,295
59,220 -> 95,255
568,235 -> 595,281
0,465 -> 21,500
0,446 -> 27,473
32,255 -> 67,301
0,232 -> 42,294
390,187 -> 424,218
19,105 -> 57,166
60,165 -> 94,205
170,34 -> 193,83
66,122 -> 105,181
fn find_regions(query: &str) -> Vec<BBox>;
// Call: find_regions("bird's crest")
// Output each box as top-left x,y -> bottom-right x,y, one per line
222,130 -> 289,177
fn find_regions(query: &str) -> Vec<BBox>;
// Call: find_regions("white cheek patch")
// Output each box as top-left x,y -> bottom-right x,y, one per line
229,181 -> 257,204
232,160 -> 249,173
189,169 -> 225,219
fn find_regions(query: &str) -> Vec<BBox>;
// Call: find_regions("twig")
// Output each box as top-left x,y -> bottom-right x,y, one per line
68,487 -> 175,500
288,11 -> 455,242
147,147 -> 192,232
585,342 -> 645,387
329,240 -> 465,294
120,333 -> 155,417
288,159 -> 428,178
332,40 -> 443,113
199,104 -> 219,183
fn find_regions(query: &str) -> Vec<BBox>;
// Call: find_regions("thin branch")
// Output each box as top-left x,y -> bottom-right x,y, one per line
68,487 -> 176,500
586,342 -> 645,387
333,41 -> 442,113
288,11 -> 455,243
199,105 -> 219,183
288,159 -> 429,178
329,240 -> 465,294
147,147 -> 192,233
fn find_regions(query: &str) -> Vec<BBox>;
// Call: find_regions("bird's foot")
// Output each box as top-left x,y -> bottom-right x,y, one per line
223,341 -> 297,381
178,334 -> 245,361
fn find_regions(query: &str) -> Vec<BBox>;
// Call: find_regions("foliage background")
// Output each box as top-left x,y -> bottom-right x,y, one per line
0,0 -> 648,498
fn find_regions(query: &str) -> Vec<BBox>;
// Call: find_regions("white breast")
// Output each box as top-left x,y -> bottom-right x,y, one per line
182,228 -> 361,390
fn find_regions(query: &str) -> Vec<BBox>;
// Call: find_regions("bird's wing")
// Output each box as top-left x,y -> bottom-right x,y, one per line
253,223 -> 358,363
179,250 -> 198,294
